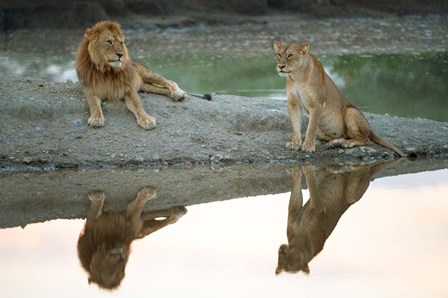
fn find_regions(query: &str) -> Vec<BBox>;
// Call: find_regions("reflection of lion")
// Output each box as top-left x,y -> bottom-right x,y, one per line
273,41 -> 404,157
77,187 -> 186,290
75,20 -> 186,129
276,162 -> 391,275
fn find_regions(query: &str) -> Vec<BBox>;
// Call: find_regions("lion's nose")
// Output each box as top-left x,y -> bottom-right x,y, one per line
116,52 -> 123,58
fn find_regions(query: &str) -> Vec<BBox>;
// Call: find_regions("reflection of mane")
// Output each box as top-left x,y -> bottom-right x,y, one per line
77,189 -> 186,290
78,213 -> 132,289
276,162 -> 392,275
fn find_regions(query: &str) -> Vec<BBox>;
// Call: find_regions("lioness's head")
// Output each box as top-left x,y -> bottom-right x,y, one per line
273,41 -> 310,77
275,244 -> 310,275
88,245 -> 129,290
84,21 -> 129,70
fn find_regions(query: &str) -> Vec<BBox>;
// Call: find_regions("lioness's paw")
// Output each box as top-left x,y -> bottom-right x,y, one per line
138,115 -> 156,130
88,116 -> 105,128
301,141 -> 316,153
286,140 -> 301,150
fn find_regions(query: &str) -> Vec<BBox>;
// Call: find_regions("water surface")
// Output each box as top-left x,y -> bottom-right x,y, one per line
1,166 -> 447,297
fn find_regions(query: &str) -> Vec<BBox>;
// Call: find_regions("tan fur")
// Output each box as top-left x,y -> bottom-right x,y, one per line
273,41 -> 404,157
275,162 -> 392,275
75,20 -> 186,129
77,188 -> 187,290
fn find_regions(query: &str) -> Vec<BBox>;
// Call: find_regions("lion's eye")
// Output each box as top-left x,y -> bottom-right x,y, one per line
106,40 -> 112,45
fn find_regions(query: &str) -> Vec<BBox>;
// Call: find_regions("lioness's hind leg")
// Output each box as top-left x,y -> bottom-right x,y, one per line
341,107 -> 371,148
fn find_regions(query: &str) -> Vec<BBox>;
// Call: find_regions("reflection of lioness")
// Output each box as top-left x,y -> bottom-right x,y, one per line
276,163 -> 391,275
273,41 -> 404,157
76,20 -> 186,129
77,188 -> 186,290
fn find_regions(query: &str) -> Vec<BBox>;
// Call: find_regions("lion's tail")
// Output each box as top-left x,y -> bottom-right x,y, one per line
369,131 -> 406,157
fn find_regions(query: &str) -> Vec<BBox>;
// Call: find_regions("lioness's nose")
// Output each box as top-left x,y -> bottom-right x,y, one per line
278,64 -> 286,70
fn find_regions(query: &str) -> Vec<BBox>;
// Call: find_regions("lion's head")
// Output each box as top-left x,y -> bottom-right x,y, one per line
76,20 -> 130,75
87,245 -> 129,289
275,244 -> 310,275
273,41 -> 310,77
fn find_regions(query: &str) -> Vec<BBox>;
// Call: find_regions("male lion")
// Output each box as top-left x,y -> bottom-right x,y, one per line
275,162 -> 392,275
273,41 -> 404,157
75,20 -> 186,129
77,187 -> 187,290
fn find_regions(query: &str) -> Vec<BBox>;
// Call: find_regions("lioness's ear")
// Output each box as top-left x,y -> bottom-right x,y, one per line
298,42 -> 310,55
273,40 -> 282,53
275,265 -> 283,275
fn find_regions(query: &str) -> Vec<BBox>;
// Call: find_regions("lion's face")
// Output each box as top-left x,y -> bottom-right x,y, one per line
85,21 -> 129,70
275,244 -> 310,275
88,246 -> 129,290
273,41 -> 310,77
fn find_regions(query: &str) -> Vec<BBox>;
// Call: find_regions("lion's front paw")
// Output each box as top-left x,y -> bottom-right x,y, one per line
301,140 -> 316,153
286,139 -> 301,150
88,191 -> 105,203
88,116 -> 105,128
137,114 -> 156,130
138,187 -> 157,201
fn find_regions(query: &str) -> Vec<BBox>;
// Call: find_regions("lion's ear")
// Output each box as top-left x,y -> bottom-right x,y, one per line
273,40 -> 282,53
303,263 -> 310,274
85,27 -> 98,41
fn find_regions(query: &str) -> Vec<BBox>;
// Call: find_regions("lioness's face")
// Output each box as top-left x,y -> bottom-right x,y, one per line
87,27 -> 128,69
273,41 -> 310,77
275,244 -> 310,275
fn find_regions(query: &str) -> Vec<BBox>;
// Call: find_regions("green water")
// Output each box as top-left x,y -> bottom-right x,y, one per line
145,52 -> 448,122
1,52 -> 447,121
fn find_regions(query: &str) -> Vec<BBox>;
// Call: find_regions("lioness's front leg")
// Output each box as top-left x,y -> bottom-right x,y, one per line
302,101 -> 322,152
124,90 -> 156,130
286,94 -> 302,150
85,90 -> 105,128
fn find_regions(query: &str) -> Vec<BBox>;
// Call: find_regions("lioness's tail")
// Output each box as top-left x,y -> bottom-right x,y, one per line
369,131 -> 406,157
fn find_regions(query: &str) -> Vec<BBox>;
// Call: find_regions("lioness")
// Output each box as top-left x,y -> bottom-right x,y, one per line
276,163 -> 392,275
273,41 -> 404,157
75,20 -> 186,129
77,187 -> 187,290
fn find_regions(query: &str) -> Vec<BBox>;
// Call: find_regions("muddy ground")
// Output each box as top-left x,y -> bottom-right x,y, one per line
0,14 -> 447,228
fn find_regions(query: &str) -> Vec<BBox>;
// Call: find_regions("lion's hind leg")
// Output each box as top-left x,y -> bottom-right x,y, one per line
134,62 -> 186,101
137,206 -> 187,238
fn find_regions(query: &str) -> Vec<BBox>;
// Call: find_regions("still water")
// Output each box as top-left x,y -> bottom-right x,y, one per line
1,164 -> 447,297
0,51 -> 447,122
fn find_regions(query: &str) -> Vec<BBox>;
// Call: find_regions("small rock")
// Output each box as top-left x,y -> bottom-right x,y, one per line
23,157 -> 32,164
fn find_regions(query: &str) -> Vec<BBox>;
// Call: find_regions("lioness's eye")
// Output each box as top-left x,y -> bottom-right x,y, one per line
287,53 -> 293,59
